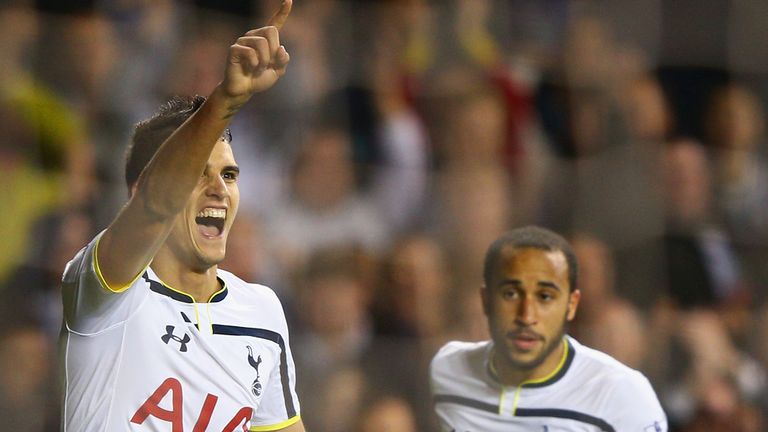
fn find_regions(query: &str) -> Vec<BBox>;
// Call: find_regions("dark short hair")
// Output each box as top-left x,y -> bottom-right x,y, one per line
483,226 -> 578,292
124,95 -> 232,190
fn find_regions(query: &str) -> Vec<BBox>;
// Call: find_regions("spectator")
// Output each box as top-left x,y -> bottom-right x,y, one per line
570,232 -> 647,369
0,104 -> 64,285
266,119 -> 388,280
705,83 -> 768,245
2,209 -> 93,342
292,247 -> 374,431
372,233 -> 449,341
661,138 -> 750,310
651,139 -> 767,429
0,322 -> 55,431
356,396 -> 418,432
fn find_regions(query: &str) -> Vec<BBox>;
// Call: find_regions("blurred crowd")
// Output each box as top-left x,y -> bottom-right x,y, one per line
2,0 -> 768,431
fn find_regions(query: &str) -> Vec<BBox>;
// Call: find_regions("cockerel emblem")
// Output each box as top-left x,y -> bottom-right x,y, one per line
246,345 -> 263,397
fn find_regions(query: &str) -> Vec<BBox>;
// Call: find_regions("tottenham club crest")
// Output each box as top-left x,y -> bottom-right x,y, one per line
247,345 -> 263,396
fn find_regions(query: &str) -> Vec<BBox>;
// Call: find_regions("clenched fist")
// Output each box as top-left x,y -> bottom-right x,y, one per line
220,0 -> 292,109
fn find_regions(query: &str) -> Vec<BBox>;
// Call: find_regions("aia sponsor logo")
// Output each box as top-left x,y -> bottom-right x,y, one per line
131,377 -> 253,431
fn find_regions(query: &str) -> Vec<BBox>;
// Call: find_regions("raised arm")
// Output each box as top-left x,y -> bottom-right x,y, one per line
97,1 -> 292,290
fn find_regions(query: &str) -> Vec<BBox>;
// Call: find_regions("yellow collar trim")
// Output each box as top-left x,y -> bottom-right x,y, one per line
488,337 -> 569,386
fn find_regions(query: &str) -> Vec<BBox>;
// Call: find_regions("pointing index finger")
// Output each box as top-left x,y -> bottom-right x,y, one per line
267,0 -> 292,30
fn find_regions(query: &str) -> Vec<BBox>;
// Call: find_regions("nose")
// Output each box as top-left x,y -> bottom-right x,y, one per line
515,296 -> 538,326
204,174 -> 229,199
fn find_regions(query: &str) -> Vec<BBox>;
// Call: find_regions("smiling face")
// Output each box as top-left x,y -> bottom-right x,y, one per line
164,139 -> 240,271
482,246 -> 580,381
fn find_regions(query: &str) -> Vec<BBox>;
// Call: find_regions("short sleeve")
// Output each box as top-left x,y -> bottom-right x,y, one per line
604,371 -> 668,431
430,343 -> 462,432
61,232 -> 149,335
249,297 -> 301,431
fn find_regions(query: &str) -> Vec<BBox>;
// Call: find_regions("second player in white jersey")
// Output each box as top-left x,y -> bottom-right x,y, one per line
432,337 -> 666,431
430,226 -> 666,432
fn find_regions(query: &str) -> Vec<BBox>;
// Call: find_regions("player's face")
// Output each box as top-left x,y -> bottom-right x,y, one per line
167,139 -> 240,269
483,247 -> 580,375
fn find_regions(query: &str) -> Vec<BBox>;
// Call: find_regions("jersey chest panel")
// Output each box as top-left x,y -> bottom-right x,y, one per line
109,289 -> 282,430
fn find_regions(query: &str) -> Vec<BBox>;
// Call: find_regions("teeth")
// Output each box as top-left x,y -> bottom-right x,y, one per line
196,208 -> 226,219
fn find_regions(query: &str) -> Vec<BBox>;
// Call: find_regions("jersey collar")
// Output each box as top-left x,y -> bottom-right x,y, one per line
142,271 -> 229,303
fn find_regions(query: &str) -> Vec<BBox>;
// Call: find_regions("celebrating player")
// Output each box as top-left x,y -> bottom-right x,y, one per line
60,1 -> 305,431
430,226 -> 666,431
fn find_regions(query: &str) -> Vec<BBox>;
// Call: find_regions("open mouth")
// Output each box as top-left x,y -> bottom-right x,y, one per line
195,208 -> 226,238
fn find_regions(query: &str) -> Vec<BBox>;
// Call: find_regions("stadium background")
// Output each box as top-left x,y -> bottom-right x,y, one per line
2,0 -> 768,430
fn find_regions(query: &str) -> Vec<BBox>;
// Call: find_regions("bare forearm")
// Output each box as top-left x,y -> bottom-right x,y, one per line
97,1 -> 291,289
137,87 -> 237,218
135,0 -> 292,218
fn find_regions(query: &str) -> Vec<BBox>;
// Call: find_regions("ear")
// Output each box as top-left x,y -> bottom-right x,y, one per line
480,285 -> 490,317
566,289 -> 581,321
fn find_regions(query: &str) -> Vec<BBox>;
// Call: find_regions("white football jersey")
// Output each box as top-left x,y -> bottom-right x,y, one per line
61,233 -> 301,431
430,337 -> 667,432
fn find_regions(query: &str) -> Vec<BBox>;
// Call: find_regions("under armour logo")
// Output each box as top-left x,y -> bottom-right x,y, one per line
161,326 -> 190,352
246,345 -> 263,396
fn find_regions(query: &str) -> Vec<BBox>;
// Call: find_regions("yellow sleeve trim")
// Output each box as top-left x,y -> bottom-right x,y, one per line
250,415 -> 301,431
93,234 -> 145,293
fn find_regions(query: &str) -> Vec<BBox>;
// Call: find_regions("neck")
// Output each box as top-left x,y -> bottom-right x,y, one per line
152,248 -> 220,302
491,337 -> 566,387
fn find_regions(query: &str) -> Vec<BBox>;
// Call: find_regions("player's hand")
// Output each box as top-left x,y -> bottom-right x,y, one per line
220,0 -> 292,105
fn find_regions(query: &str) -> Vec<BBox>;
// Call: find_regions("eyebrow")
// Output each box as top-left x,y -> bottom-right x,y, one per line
500,279 -> 562,292
203,164 -> 240,175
